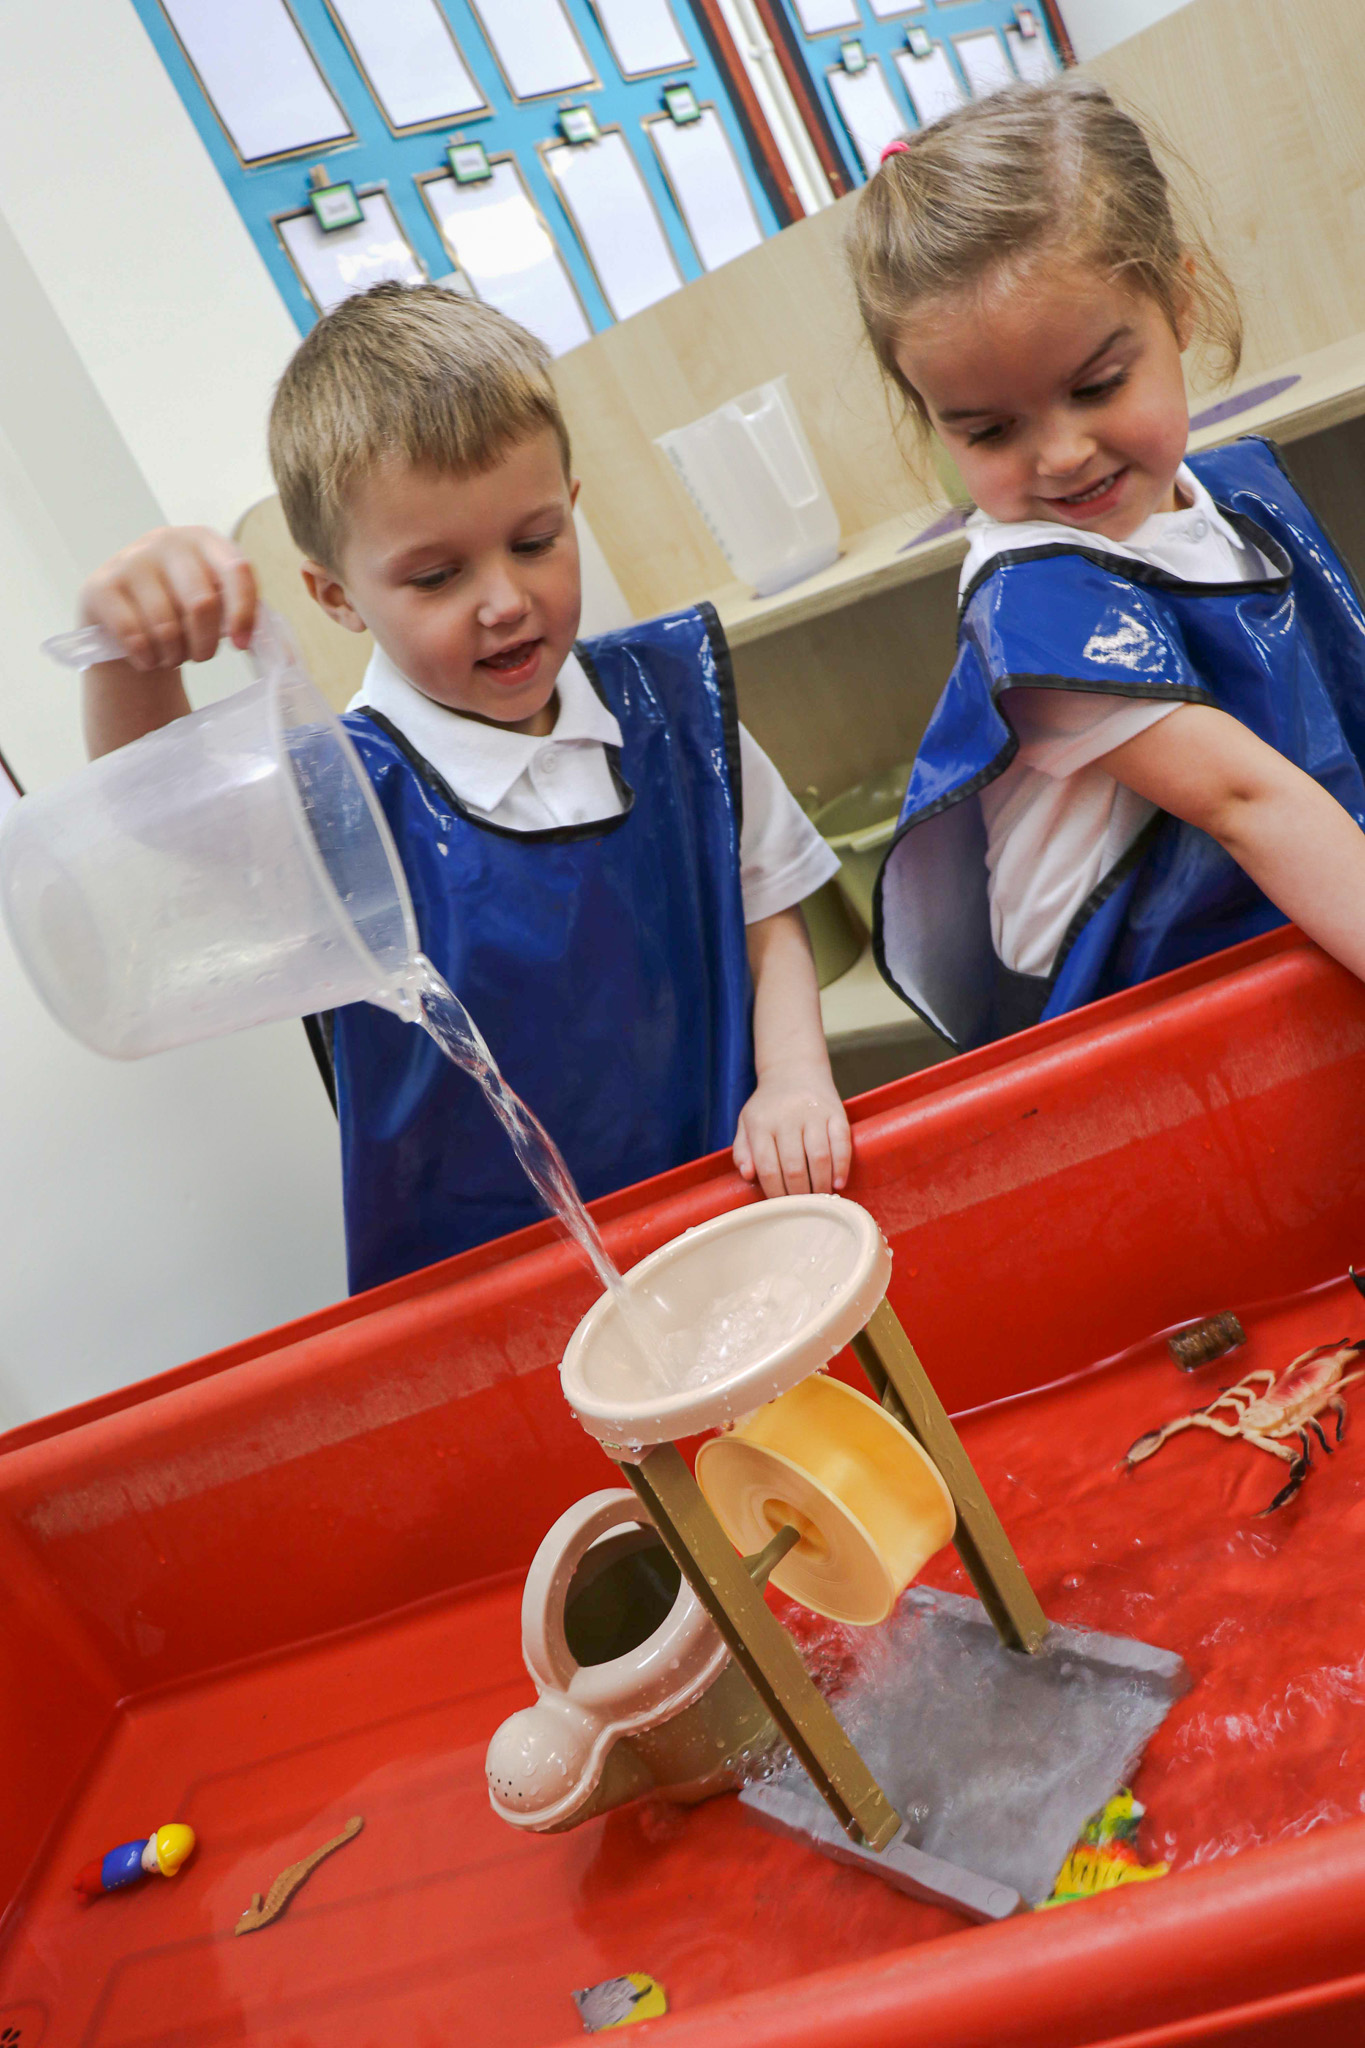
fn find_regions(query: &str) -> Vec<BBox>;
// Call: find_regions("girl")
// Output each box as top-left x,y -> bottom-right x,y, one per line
851,78 -> 1365,1048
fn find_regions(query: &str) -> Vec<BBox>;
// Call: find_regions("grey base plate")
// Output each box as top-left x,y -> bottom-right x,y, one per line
741,1587 -> 1189,1911
740,1777 -> 1025,1922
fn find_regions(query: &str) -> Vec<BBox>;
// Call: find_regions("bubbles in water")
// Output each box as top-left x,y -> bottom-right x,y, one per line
655,1271 -> 816,1391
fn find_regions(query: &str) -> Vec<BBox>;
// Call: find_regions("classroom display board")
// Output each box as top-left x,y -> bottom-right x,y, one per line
160,0 -> 353,164
134,0 -> 786,341
645,106 -> 764,273
777,0 -> 1061,188
278,187 -> 426,312
894,44 -> 964,127
827,60 -> 907,177
326,0 -> 487,133
543,129 -> 684,320
591,0 -> 693,79
417,159 -> 592,354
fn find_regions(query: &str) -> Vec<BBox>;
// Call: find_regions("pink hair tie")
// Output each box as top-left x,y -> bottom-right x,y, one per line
880,140 -> 910,163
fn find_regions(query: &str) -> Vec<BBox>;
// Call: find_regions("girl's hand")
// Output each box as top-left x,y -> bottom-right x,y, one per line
733,1059 -> 853,1197
79,526 -> 257,673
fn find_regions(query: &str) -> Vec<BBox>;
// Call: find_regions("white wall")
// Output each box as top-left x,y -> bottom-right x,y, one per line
0,5 -> 348,1426
0,0 -> 299,537
1061,0 -> 1197,62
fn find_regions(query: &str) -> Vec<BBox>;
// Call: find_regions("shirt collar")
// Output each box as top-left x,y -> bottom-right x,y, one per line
960,461 -> 1251,594
348,644 -> 621,814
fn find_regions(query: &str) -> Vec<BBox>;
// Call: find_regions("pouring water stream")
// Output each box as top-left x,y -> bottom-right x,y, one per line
38,617 -> 809,1397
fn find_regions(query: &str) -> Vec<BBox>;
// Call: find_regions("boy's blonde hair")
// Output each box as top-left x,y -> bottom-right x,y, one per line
848,76 -> 1242,428
269,282 -> 573,569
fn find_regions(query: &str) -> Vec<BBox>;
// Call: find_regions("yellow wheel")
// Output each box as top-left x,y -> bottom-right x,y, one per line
695,1374 -> 956,1625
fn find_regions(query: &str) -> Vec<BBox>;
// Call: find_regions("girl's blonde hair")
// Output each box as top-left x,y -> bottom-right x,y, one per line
849,76 -> 1241,425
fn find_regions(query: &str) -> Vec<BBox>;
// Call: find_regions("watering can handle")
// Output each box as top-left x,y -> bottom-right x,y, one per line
43,604 -> 300,676
735,387 -> 821,512
522,1490 -> 658,1694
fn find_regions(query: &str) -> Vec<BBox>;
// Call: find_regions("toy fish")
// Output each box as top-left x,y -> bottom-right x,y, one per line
1039,1791 -> 1167,1908
74,1824 -> 195,1899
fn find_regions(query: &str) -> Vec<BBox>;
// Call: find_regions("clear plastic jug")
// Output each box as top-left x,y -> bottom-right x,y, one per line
0,610 -> 420,1059
655,376 -> 840,598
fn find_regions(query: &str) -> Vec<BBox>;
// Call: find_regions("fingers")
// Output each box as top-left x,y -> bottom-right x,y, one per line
802,1115 -> 833,1196
829,1107 -> 853,1193
202,533 -> 258,649
80,527 -> 252,670
746,1121 -> 787,1200
736,1087 -> 852,1200
778,1121 -> 814,1198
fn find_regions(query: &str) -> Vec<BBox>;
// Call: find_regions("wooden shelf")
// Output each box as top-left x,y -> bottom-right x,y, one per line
709,331 -> 1365,649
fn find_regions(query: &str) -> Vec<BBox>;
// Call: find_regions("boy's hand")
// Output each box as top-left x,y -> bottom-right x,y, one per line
733,1059 -> 852,1197
80,526 -> 257,672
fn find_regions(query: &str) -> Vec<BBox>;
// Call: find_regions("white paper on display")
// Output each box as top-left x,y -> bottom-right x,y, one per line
650,109 -> 762,273
592,0 -> 692,77
161,0 -> 351,161
471,0 -> 595,99
828,62 -> 908,177
789,0 -> 859,31
1005,24 -> 1056,82
423,164 -> 592,357
895,46 -> 965,127
867,0 -> 926,14
329,0 -> 484,128
954,30 -> 1016,98
279,190 -> 425,313
545,133 -> 683,322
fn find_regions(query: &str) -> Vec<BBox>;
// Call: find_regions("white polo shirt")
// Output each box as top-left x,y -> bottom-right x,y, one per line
349,644 -> 839,926
959,464 -> 1274,976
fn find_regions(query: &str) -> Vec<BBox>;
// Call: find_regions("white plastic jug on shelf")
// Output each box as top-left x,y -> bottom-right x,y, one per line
0,609 -> 420,1059
655,376 -> 840,598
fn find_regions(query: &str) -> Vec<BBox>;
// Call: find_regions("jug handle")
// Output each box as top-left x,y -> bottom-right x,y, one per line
43,604 -> 301,676
522,1490 -> 662,1694
735,387 -> 821,511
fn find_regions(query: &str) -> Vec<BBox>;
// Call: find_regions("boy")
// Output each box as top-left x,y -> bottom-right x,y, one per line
78,284 -> 850,1292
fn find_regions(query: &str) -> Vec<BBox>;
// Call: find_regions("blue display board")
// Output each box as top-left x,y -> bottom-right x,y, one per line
775,0 -> 1062,186
130,0 -> 783,337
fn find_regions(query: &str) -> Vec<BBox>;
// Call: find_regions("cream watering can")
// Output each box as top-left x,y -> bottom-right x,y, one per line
485,1490 -> 778,1833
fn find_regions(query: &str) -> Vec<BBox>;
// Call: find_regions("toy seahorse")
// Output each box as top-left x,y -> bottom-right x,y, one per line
235,1815 -> 363,1935
74,1824 -> 195,1898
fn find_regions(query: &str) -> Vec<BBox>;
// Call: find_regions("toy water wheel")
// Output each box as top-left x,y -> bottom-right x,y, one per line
559,1195 -> 1047,1850
696,1374 -> 956,1624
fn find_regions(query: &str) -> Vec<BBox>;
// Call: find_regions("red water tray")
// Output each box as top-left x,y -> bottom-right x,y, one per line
5,926 -> 1365,2047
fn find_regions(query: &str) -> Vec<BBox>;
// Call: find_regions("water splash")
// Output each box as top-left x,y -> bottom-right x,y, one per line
656,1272 -> 817,1390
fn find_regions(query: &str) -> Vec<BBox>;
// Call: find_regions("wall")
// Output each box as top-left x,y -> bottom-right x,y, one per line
1060,0 -> 1196,61
1092,0 -> 1365,381
0,5 -> 350,1426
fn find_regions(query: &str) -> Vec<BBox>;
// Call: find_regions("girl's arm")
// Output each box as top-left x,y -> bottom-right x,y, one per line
734,906 -> 852,1198
1100,703 -> 1365,983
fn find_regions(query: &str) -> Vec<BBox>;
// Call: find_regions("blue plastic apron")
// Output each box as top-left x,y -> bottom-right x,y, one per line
326,605 -> 754,1293
875,438 -> 1365,1049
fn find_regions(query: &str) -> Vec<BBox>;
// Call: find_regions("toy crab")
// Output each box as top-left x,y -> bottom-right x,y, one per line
1125,1341 -> 1365,1513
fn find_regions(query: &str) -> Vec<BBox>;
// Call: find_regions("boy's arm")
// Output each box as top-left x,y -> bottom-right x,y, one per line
78,527 -> 257,759
734,905 -> 852,1198
1100,703 -> 1365,983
